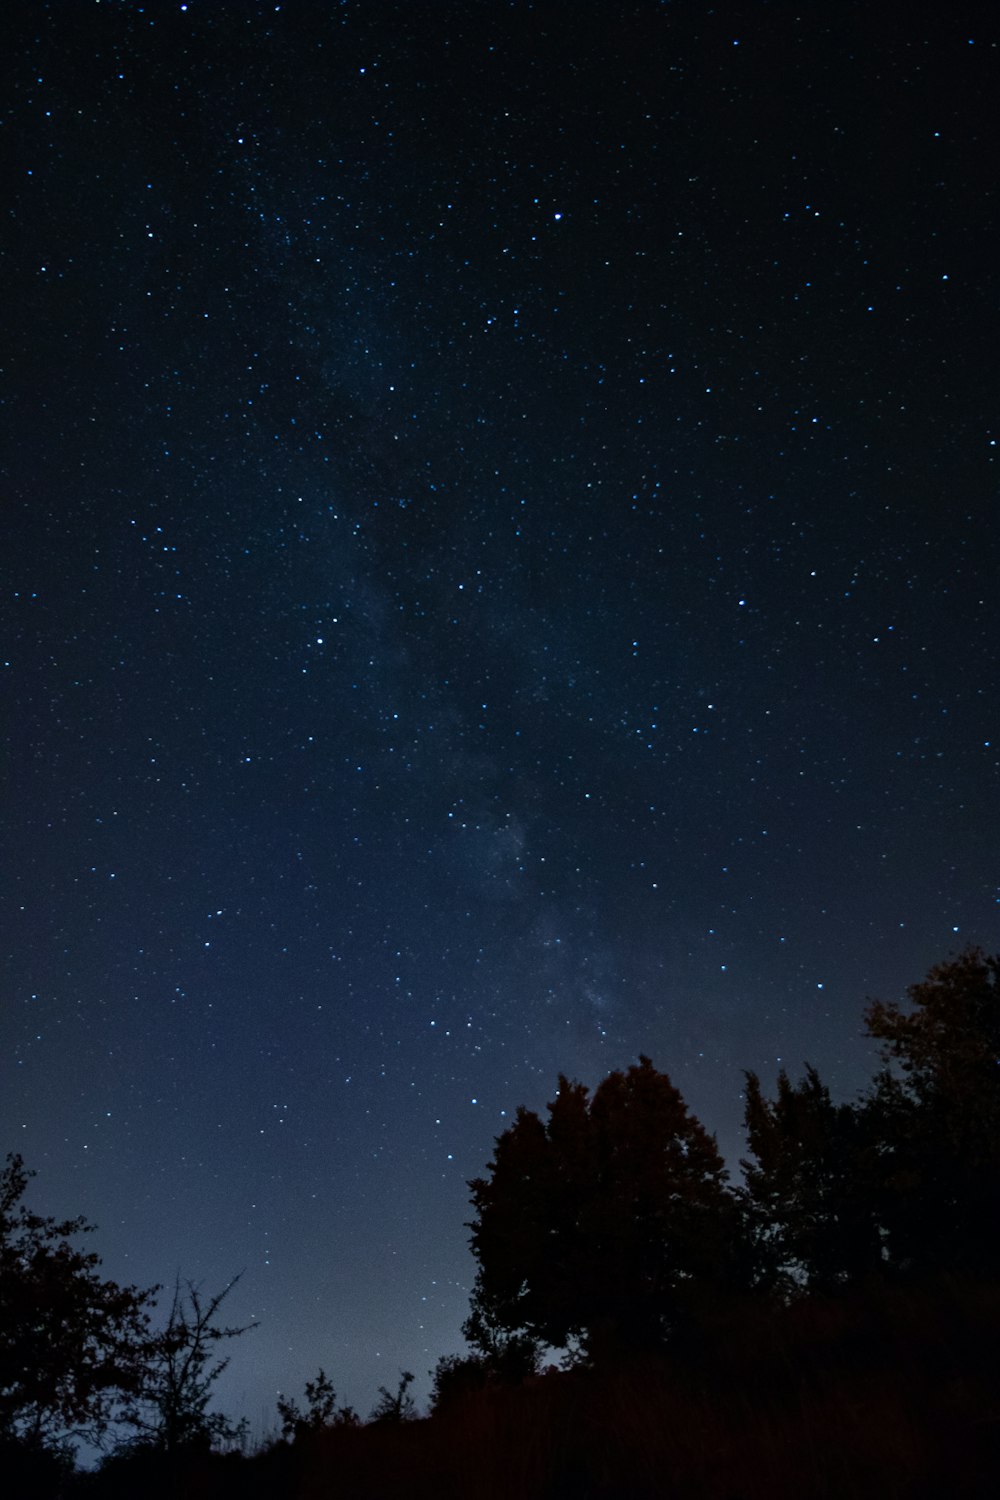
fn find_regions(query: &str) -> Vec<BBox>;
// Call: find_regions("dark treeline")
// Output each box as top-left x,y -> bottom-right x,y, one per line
4,949 -> 1000,1498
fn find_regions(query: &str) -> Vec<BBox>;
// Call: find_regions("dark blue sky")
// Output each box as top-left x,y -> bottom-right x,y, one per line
3,0 -> 997,1433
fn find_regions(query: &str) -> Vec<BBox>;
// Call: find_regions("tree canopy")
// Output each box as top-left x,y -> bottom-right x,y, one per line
864,948 -> 1000,1278
5,946 -> 999,1493
0,1154 -> 155,1454
467,949 -> 1000,1369
467,1055 -> 744,1358
742,948 -> 1000,1293
742,1064 -> 885,1294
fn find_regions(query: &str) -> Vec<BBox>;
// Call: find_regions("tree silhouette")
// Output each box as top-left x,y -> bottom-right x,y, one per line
276,1367 -> 358,1440
368,1369 -> 416,1424
468,1056 -> 743,1359
0,1154 -> 155,1458
864,947 -> 1000,1278
742,1065 -> 885,1294
120,1275 -> 255,1457
461,1285 -> 543,1381
742,949 -> 1000,1293
428,1352 -> 492,1413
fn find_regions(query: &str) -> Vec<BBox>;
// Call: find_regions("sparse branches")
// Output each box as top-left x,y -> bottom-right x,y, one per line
368,1369 -> 416,1424
276,1367 -> 358,1440
125,1274 -> 256,1456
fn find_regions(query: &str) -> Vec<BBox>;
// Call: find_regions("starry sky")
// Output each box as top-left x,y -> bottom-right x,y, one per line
3,0 -> 998,1432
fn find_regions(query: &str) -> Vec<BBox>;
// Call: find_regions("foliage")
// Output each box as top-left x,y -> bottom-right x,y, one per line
863,947 -> 1000,1277
0,1431 -> 78,1499
368,1369 -> 416,1424
428,1353 -> 493,1413
275,1366 -> 358,1440
0,1154 -> 155,1454
742,1064 -> 885,1294
461,1287 -> 543,1382
6,947 -> 1000,1497
120,1275 -> 255,1456
866,948 -> 1000,1113
468,1056 -> 745,1358
743,948 -> 1000,1293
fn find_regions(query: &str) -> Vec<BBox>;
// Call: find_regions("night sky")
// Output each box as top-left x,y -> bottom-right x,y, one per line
3,0 -> 998,1432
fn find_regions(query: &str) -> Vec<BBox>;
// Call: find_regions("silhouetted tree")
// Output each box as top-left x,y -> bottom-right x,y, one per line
864,947 -> 1000,1278
428,1352 -> 493,1413
743,950 -> 1000,1293
120,1275 -> 255,1457
742,1065 -> 885,1294
0,1153 -> 155,1461
468,1057 -> 746,1359
461,1285 -> 543,1381
368,1369 -> 416,1424
276,1367 -> 358,1440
